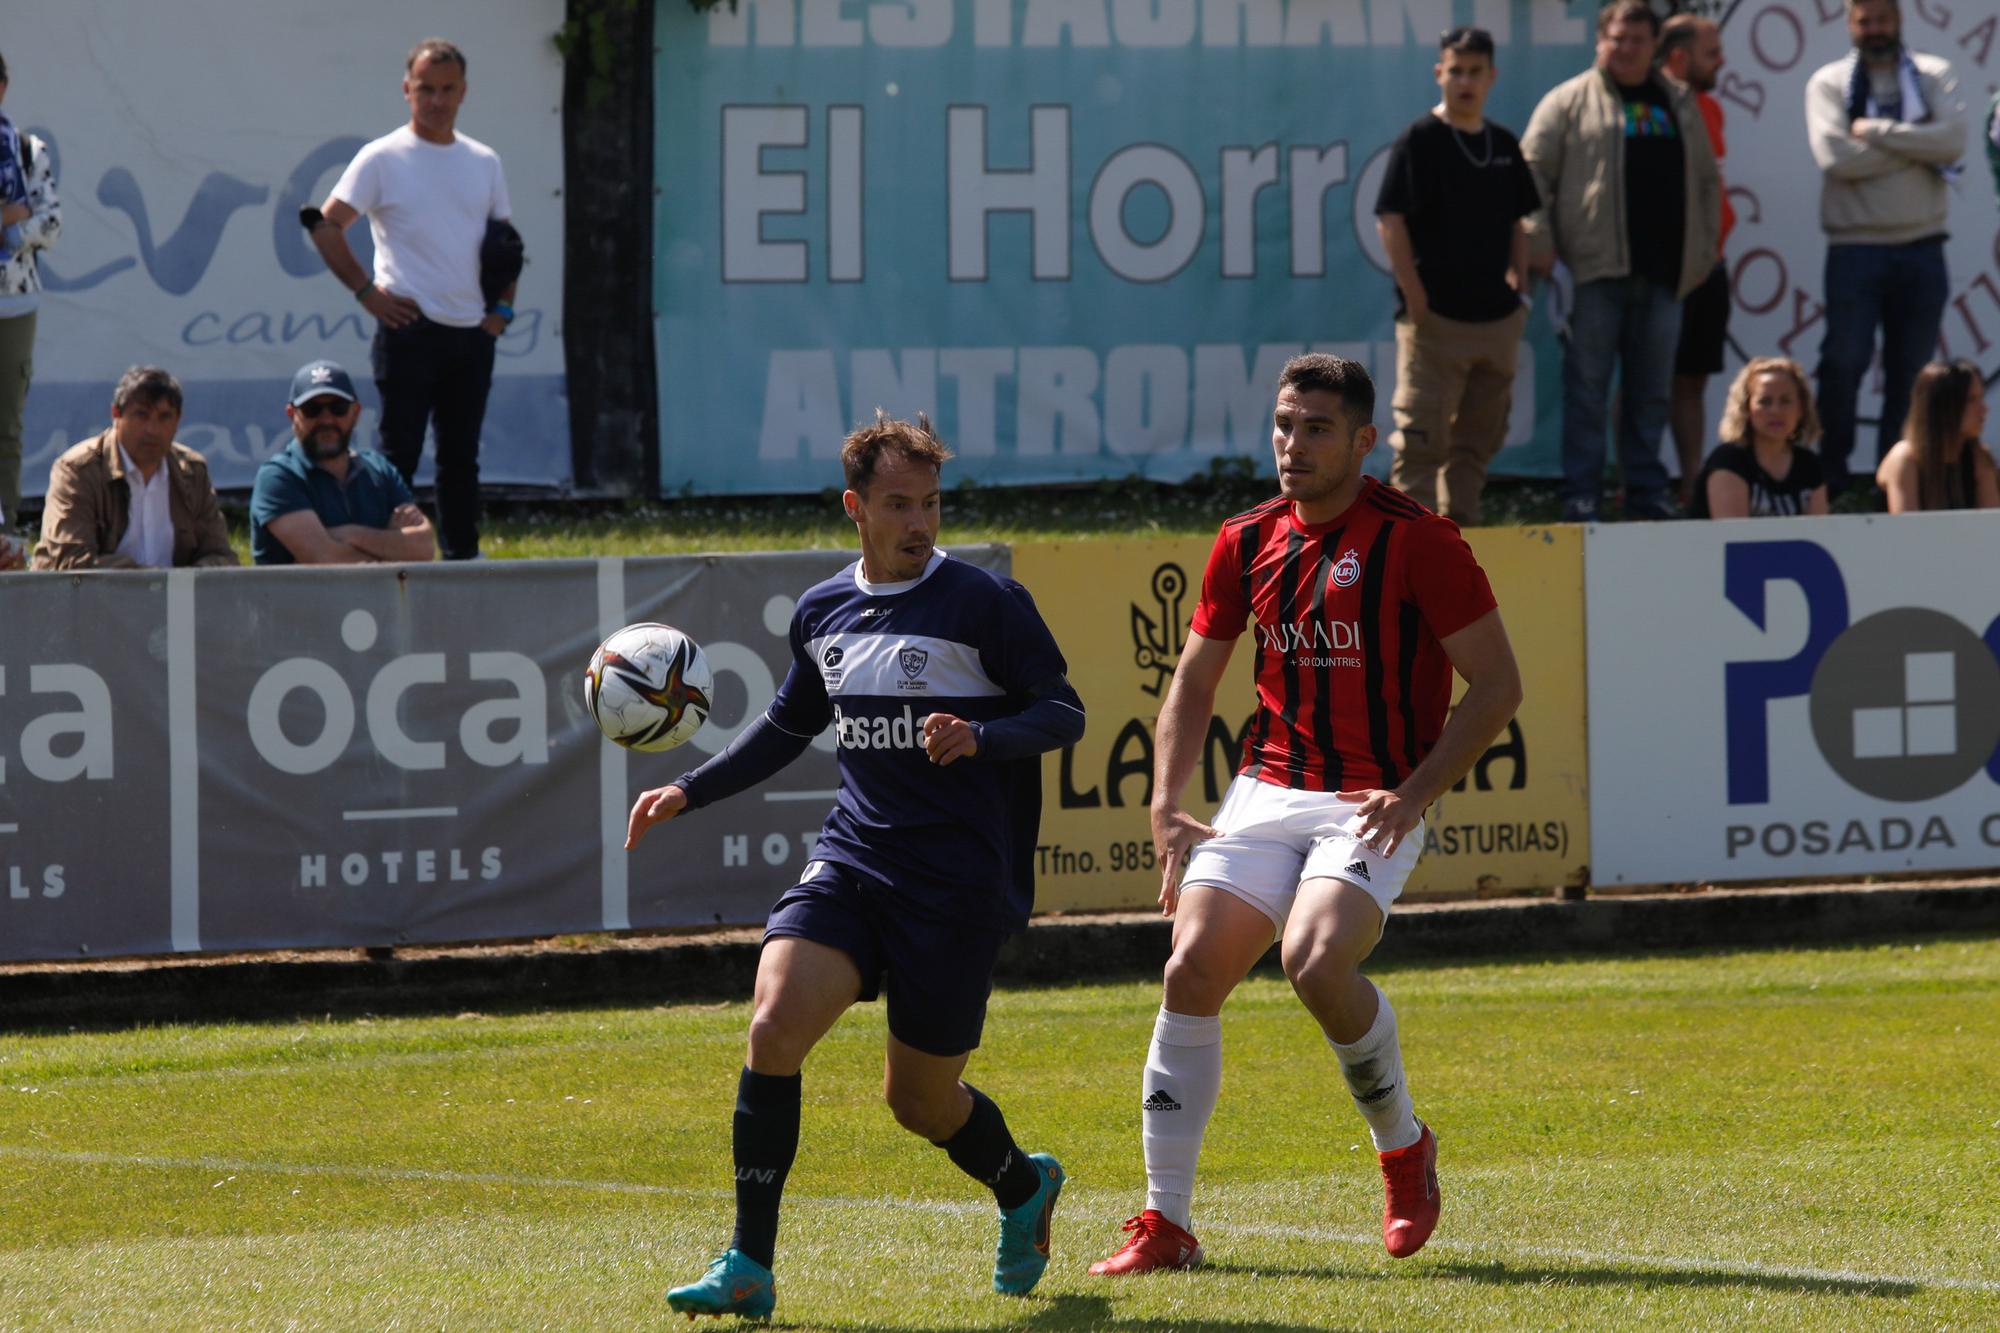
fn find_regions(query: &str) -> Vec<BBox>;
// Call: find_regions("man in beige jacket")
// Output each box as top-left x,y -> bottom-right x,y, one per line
33,366 -> 239,570
1806,0 -> 1965,498
1522,0 -> 1721,522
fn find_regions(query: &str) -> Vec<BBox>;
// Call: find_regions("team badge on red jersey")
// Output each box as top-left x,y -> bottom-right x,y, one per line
1332,548 -> 1362,587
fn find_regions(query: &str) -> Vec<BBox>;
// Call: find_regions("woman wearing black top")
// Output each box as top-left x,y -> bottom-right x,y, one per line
1877,360 -> 2000,513
1690,357 -> 1828,518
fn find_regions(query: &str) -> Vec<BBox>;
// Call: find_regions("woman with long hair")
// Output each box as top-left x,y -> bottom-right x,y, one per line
1689,357 -> 1827,518
1877,360 -> 2000,512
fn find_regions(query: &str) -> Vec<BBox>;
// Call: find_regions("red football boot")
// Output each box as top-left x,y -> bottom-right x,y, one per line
1088,1209 -> 1204,1275
1378,1122 -> 1440,1258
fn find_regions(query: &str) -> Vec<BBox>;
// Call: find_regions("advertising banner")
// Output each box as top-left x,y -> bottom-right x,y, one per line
0,547 -> 1018,962
652,0 -> 1601,495
0,574 -> 175,963
190,563 -> 606,952
1015,523 -> 1586,910
9,1 -> 569,499
1586,514 -> 2000,886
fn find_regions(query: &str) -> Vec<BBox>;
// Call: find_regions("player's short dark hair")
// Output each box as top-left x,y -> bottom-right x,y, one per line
1276,355 -> 1375,431
112,366 -> 184,416
841,411 -> 953,494
406,38 -> 467,75
0,51 -> 9,84
1439,26 -> 1496,59
1597,1 -> 1661,38
1657,13 -> 1707,62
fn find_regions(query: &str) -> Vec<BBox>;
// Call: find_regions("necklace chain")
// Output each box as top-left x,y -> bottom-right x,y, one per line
1450,122 -> 1494,169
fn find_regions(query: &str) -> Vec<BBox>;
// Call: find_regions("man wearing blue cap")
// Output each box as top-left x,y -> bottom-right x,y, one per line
249,359 -> 435,566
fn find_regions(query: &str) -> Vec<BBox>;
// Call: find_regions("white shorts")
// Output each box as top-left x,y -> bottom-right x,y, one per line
1179,776 -> 1424,930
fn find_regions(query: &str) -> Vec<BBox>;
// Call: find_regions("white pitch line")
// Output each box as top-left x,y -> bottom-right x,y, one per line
1205,1219 -> 2000,1295
0,1144 -> 720,1201
761,790 -> 838,802
2,1144 -> 1994,1295
0,823 -> 17,834
341,807 -> 460,821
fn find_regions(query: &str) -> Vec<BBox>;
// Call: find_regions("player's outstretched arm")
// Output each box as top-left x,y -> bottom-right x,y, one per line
1339,608 -> 1523,857
625,783 -> 688,849
624,710 -> 816,852
1151,632 -> 1234,917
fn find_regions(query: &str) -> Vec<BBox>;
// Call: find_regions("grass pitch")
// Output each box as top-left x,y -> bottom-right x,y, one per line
2,936 -> 1996,1329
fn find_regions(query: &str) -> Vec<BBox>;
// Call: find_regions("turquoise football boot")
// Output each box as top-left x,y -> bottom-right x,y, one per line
993,1153 -> 1066,1295
666,1248 -> 776,1320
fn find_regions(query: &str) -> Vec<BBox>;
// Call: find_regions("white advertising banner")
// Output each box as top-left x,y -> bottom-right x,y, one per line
1585,514 -> 2000,886
8,0 -> 568,497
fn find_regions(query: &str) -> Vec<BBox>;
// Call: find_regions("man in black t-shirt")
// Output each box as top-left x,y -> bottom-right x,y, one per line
1375,25 -> 1540,526
1522,0 -> 1721,522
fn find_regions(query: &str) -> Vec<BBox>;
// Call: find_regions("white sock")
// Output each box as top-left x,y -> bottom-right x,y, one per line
1329,982 -> 1420,1153
1141,1008 -> 1221,1231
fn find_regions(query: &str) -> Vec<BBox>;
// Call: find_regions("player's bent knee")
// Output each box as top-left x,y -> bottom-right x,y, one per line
1280,939 -> 1357,994
1162,947 -> 1247,1013
882,1081 -> 959,1140
744,1009 -> 813,1076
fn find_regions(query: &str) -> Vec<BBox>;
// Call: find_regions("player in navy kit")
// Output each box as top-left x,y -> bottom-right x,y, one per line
1090,354 -> 1522,1275
626,414 -> 1085,1320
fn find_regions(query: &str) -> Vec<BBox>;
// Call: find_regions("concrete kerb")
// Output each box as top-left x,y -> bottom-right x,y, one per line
2,881 -> 1996,1032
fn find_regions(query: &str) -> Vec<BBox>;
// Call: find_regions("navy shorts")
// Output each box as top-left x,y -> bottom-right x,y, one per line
763,861 -> 1010,1058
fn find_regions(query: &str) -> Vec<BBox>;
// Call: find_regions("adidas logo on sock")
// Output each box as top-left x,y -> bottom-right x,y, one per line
1344,859 -> 1372,882
1143,1089 -> 1183,1111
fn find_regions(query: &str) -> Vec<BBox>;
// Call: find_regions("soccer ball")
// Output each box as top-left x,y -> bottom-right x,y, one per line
584,622 -> 714,753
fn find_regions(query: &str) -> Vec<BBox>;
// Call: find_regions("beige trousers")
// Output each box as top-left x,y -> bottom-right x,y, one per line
1388,304 -> 1526,526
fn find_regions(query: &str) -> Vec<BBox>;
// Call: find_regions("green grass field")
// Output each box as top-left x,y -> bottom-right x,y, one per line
4,936 -> 1996,1329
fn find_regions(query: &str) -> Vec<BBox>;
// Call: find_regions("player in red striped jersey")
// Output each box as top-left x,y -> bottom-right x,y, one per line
1091,353 -> 1523,1275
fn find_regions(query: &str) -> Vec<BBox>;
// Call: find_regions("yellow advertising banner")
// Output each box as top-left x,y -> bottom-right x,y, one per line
1013,525 -> 1586,911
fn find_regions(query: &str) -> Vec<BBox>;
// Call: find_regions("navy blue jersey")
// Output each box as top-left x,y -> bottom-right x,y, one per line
766,552 -> 1076,928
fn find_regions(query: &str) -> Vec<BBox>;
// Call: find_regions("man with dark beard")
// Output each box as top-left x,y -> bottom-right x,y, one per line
250,359 -> 435,565
1805,0 -> 1967,497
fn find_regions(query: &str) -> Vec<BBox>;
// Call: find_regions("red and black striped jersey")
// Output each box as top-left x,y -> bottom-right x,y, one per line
1190,477 -> 1497,793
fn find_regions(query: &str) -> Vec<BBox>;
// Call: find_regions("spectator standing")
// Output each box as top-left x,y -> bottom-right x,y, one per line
0,51 -> 63,531
1658,14 -> 1734,508
1805,0 -> 1966,497
1374,26 -> 1540,526
1688,357 -> 1827,519
309,38 -> 515,561
250,359 -> 436,565
1523,0 -> 1721,522
1876,360 -> 1999,511
33,367 -> 238,571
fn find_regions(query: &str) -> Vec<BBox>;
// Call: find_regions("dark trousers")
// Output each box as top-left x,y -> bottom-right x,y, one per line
371,317 -> 496,560
1816,237 -> 1949,496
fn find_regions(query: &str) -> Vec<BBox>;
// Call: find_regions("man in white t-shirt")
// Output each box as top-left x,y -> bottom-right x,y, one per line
309,37 -> 515,561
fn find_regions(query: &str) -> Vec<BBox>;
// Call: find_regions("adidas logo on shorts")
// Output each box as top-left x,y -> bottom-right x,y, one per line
1143,1088 -> 1183,1112
1344,859 -> 1372,882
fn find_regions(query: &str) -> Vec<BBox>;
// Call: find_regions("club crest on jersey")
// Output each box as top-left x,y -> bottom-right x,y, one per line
899,647 -> 928,679
1331,548 -> 1362,588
